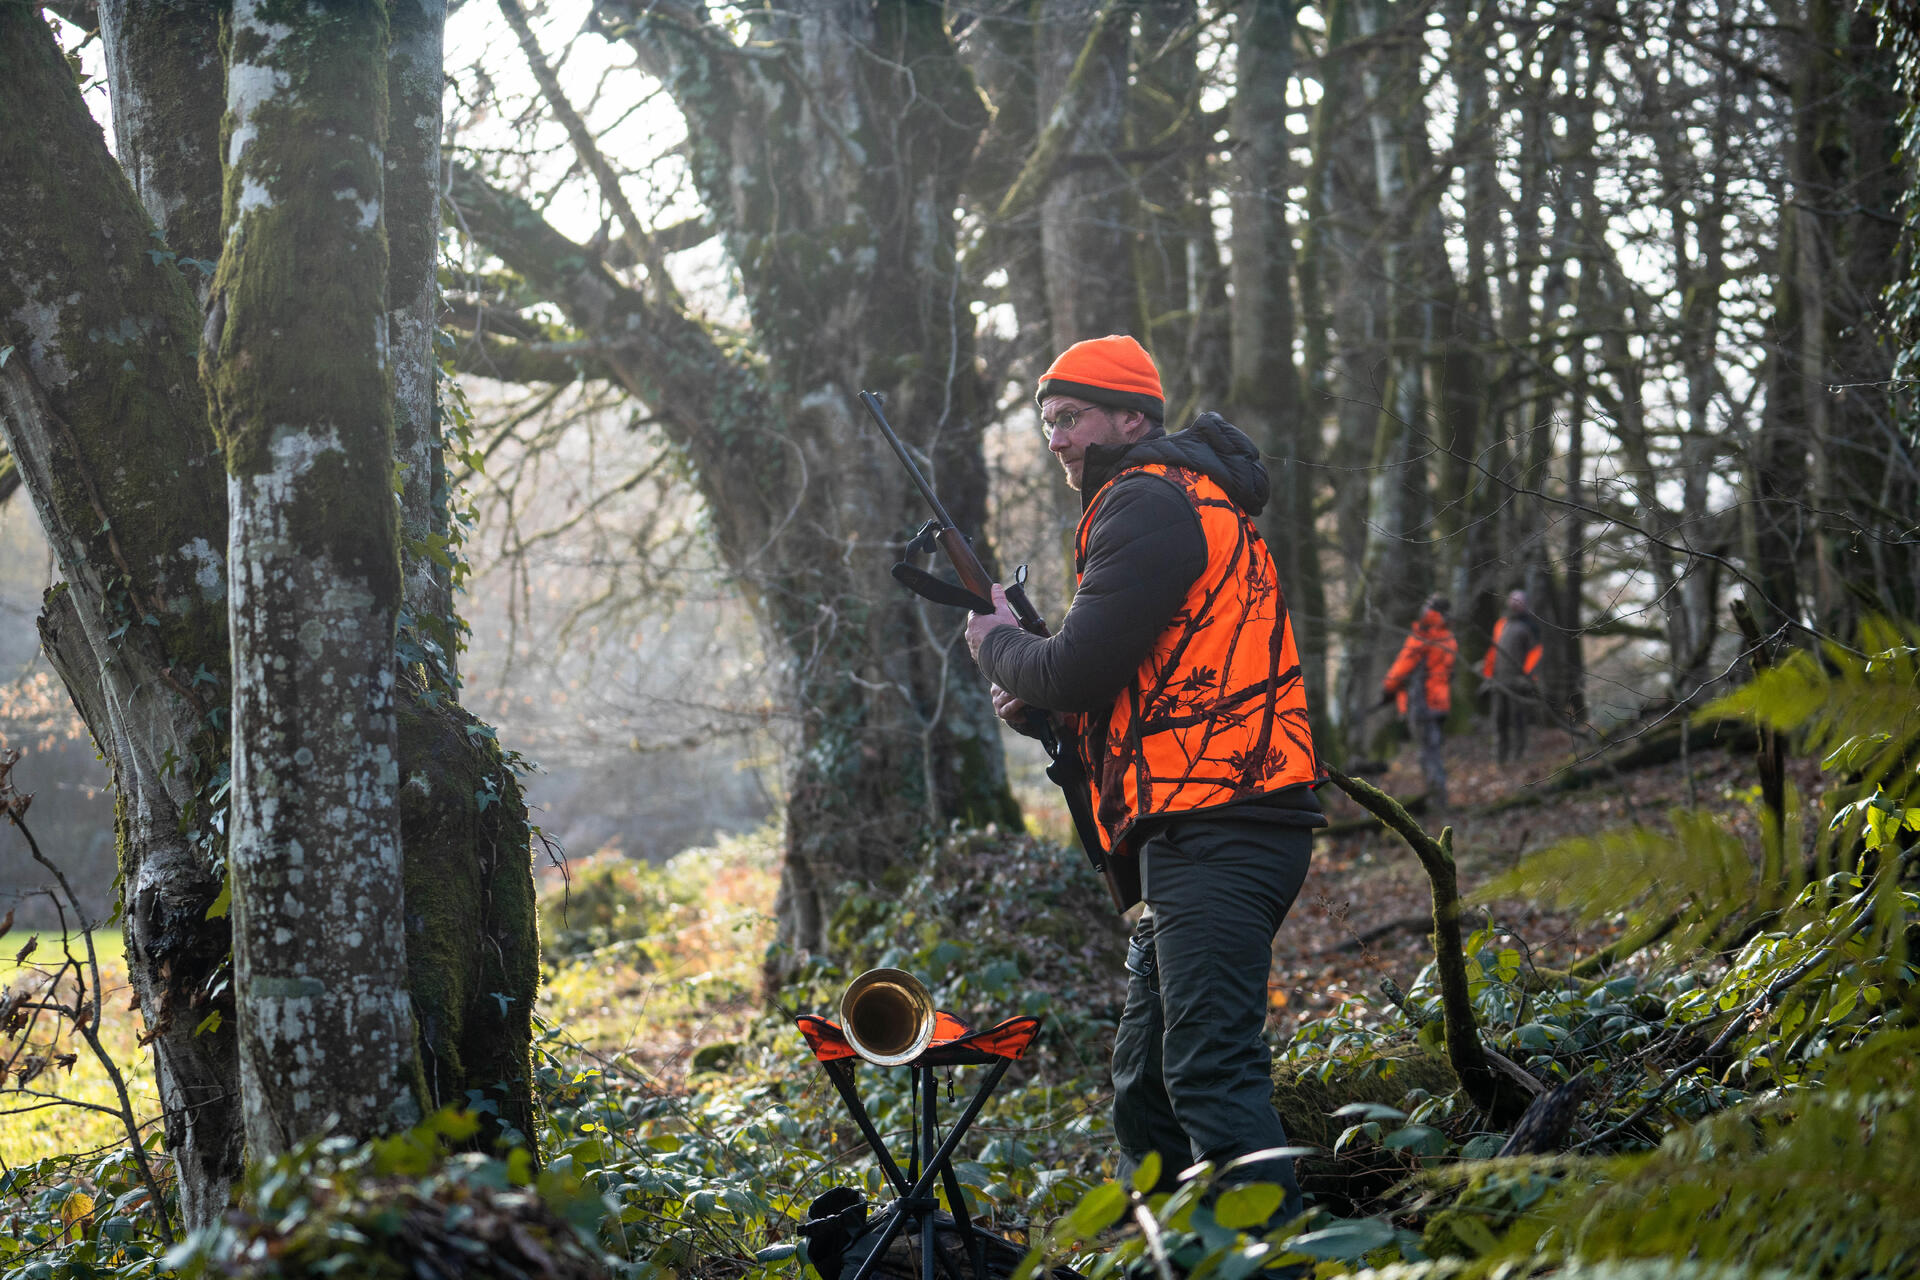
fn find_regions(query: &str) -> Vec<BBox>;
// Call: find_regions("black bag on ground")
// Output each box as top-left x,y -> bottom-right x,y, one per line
798,1188 -> 869,1280
799,1188 -> 1083,1280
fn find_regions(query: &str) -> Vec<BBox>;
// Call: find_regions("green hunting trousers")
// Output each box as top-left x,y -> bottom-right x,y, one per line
1111,817 -> 1313,1222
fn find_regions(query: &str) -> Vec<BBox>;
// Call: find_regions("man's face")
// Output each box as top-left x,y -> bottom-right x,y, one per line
1040,395 -> 1146,490
1507,591 -> 1527,616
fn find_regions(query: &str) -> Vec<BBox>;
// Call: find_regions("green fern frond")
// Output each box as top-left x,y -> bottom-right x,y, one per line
1705,622 -> 1920,809
1487,1263 -> 1805,1280
1494,1029 -> 1920,1280
1471,799 -> 1800,954
1482,620 -> 1916,960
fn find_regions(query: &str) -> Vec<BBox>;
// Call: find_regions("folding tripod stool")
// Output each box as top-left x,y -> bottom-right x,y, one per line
797,1009 -> 1044,1280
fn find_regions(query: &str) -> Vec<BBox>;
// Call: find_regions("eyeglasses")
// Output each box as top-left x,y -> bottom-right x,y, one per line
1038,405 -> 1100,442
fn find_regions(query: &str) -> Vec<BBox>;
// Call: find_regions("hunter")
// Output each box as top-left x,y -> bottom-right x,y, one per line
1381,595 -> 1459,807
1481,589 -> 1544,764
964,334 -> 1322,1218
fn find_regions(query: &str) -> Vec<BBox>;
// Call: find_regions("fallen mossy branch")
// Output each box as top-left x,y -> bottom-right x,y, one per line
1324,768 -> 1538,1129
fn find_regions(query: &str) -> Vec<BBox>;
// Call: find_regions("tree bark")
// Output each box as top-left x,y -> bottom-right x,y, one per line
202,0 -> 422,1153
1034,0 -> 1140,347
1015,0 -> 1141,606
1129,0 -> 1224,423
388,0 -> 458,675
1337,0 -> 1439,735
97,0 -> 227,302
0,10 -> 241,1223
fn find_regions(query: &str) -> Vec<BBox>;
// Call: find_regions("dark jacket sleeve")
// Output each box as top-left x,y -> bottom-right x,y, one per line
976,473 -> 1206,713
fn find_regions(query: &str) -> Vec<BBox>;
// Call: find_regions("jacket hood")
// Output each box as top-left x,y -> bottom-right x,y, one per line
1082,411 -> 1271,515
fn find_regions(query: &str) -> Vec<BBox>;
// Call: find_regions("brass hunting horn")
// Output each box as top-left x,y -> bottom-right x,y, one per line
839,967 -> 936,1066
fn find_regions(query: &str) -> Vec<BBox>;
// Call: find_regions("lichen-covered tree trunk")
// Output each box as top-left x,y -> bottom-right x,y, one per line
464,2 -> 1020,954
2,3 -> 536,1223
202,0 -> 422,1152
97,0 -> 226,299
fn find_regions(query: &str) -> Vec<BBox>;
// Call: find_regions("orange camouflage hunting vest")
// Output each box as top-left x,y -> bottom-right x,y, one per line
1068,463 -> 1318,854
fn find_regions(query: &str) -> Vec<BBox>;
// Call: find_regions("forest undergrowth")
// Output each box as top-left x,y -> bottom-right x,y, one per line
2,625 -> 1916,1279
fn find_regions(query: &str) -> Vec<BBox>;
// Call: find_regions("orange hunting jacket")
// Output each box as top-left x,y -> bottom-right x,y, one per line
1066,463 -> 1318,855
1383,610 -> 1458,715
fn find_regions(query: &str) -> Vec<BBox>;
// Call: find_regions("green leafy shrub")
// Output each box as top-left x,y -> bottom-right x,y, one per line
0,1144 -> 173,1280
159,1112 -> 610,1279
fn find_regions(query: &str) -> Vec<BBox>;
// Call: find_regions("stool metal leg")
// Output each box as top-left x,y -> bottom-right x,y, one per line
839,1058 -> 1015,1280
939,1157 -> 987,1280
824,1059 -> 911,1196
921,1068 -> 938,1280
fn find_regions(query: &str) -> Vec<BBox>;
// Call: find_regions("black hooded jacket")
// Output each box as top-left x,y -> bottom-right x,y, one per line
977,412 -> 1323,825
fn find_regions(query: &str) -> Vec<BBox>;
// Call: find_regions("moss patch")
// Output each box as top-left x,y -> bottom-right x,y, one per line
1270,1043 -> 1461,1151
396,678 -> 540,1151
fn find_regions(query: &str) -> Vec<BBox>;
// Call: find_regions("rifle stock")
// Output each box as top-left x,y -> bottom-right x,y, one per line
858,390 -> 1134,913
935,527 -> 996,606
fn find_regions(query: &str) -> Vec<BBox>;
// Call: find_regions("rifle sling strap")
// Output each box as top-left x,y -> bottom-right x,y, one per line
891,562 -> 994,614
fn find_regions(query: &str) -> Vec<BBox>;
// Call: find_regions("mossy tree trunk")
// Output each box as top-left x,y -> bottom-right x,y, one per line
0,5 -> 240,1225
460,1 -> 1020,954
97,0 -> 226,304
201,0 -> 421,1153
1228,0 -> 1331,750
0,2 -> 536,1225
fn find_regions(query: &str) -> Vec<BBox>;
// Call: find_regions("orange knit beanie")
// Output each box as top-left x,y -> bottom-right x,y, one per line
1035,334 -> 1165,424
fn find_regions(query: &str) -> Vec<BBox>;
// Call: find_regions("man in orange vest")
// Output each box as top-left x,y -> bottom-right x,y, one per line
1381,596 -> 1458,807
963,334 -> 1321,1219
1481,589 -> 1543,764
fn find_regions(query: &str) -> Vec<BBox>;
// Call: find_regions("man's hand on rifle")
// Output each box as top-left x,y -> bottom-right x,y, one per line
964,583 -> 1022,662
989,683 -> 1031,729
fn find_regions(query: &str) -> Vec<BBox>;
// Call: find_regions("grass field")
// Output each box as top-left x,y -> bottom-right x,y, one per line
0,928 -> 158,1168
2,926 -> 125,972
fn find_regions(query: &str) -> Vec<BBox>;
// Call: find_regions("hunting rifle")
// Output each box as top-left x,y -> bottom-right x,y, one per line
857,390 -> 1135,913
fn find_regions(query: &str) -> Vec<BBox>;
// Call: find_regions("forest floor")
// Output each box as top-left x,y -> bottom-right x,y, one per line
3,717 -> 1811,1168
1272,722 -> 1801,1038
540,717 -> 1818,1086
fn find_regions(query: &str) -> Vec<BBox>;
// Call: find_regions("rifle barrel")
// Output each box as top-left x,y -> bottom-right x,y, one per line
859,391 -> 962,532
